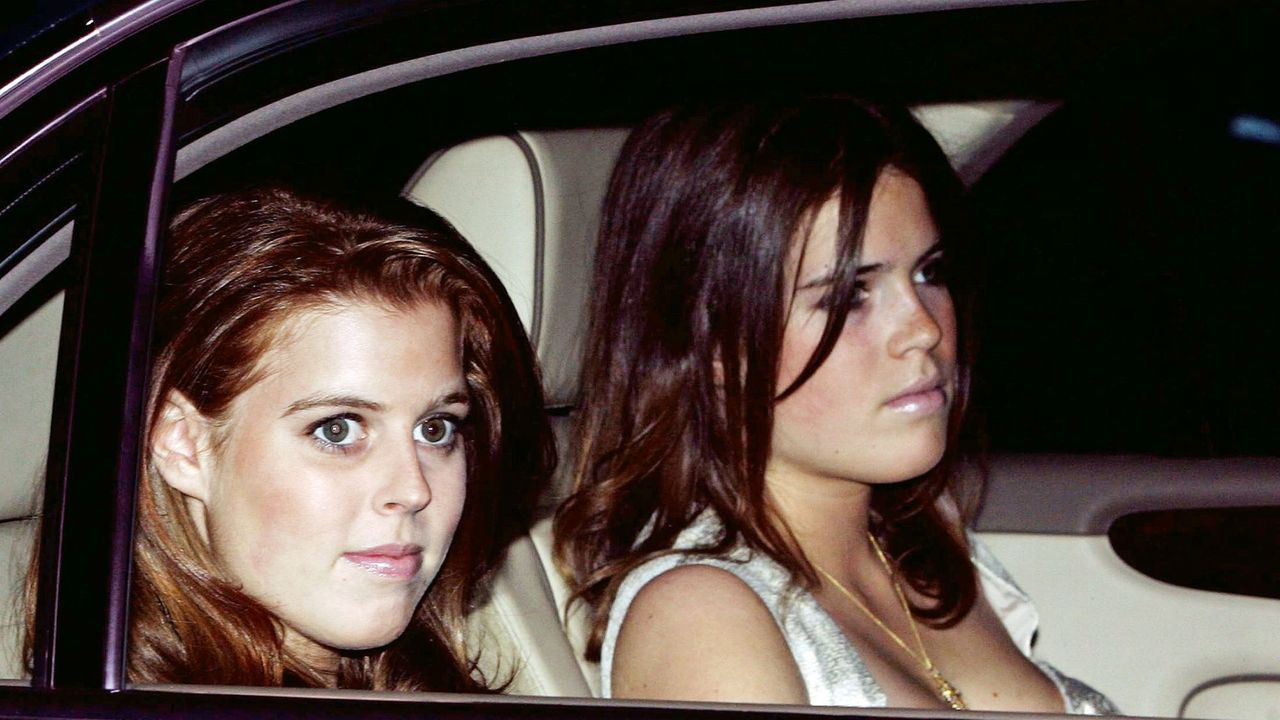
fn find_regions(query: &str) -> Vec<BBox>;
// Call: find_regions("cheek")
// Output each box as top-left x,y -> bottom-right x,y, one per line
240,488 -> 307,572
208,434 -> 273,542
927,291 -> 958,361
437,457 -> 468,529
777,324 -> 877,427
418,454 -> 468,578
209,431 -> 344,566
777,311 -> 829,392
419,449 -> 468,523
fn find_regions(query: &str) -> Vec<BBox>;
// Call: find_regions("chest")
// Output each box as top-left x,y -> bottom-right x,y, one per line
793,585 -> 1064,712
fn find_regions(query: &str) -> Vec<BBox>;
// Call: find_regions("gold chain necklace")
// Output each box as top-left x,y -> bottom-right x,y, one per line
815,533 -> 967,710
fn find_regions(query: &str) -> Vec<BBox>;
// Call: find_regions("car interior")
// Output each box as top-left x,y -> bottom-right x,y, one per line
0,2 -> 1278,718
399,104 -> 1058,697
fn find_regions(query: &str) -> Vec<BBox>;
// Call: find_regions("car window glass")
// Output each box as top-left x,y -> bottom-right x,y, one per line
0,288 -> 61,677
155,1 -> 1280,712
968,6 -> 1280,615
970,8 -> 1280,457
0,96 -> 98,681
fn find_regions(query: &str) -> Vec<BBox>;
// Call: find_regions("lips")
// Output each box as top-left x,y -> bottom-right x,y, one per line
342,544 -> 424,579
885,375 -> 948,415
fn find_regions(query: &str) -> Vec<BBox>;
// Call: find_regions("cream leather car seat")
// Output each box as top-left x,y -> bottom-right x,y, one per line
0,292 -> 59,679
405,129 -> 628,696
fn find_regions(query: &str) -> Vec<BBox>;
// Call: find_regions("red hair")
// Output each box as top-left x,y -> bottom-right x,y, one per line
28,188 -> 553,689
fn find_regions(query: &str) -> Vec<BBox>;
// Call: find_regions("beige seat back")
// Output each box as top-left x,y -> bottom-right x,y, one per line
405,128 -> 627,696
0,292 -> 60,679
406,130 -> 625,409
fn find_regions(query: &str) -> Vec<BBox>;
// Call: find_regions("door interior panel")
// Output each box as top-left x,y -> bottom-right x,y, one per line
1109,507 -> 1280,600
1180,677 -> 1280,720
976,455 -> 1280,535
977,455 -> 1280,719
978,532 -> 1280,718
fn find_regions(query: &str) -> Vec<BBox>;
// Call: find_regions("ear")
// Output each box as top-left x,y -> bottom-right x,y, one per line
150,390 -> 215,503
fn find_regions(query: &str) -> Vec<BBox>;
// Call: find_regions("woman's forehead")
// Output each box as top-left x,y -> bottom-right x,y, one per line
791,171 -> 935,286
244,296 -> 459,391
790,196 -> 844,287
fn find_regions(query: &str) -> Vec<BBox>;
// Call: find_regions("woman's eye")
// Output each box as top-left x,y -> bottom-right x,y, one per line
852,282 -> 870,305
311,416 -> 363,447
913,255 -> 947,286
415,416 -> 458,447
815,282 -> 869,312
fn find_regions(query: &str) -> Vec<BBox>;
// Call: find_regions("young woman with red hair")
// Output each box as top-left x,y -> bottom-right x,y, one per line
30,188 -> 552,690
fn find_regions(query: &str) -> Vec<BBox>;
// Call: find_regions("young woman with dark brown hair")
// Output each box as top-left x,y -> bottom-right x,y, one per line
29,188 -> 552,689
554,97 -> 1115,713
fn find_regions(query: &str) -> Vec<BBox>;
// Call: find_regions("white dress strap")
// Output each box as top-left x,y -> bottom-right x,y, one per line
600,512 -> 1119,714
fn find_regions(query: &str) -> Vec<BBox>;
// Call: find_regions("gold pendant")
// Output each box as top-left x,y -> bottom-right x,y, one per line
931,670 -> 967,710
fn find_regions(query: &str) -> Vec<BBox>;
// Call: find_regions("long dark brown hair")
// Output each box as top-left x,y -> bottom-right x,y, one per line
26,188 -> 553,689
554,96 -> 980,660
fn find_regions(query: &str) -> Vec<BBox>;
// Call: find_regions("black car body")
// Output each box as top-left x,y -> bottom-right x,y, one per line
0,1 -> 1277,718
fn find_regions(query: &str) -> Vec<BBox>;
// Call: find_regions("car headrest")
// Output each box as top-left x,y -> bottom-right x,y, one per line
0,293 -> 60,522
404,129 -> 629,408
403,104 -> 1053,410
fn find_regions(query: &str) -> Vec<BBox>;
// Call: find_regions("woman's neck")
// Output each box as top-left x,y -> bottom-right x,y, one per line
283,628 -> 341,687
764,468 -> 880,580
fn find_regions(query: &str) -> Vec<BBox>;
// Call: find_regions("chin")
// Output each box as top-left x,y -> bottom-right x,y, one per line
323,619 -> 415,652
881,444 -> 948,483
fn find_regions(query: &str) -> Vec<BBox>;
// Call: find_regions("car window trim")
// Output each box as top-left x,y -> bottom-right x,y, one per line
174,0 -> 1061,180
0,208 -> 73,313
0,0 -> 214,120
33,52 -> 180,691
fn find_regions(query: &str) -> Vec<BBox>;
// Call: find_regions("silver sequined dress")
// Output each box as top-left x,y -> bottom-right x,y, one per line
600,512 -> 1118,714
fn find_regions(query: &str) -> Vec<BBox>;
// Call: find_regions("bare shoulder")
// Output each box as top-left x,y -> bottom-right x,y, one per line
611,563 -> 808,703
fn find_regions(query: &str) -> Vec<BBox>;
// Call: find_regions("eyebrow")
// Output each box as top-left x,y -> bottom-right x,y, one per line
796,241 -> 943,291
797,263 -> 877,291
282,390 -> 470,418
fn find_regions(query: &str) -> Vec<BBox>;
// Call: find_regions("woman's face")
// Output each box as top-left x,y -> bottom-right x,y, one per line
770,170 -> 956,490
170,299 -> 468,666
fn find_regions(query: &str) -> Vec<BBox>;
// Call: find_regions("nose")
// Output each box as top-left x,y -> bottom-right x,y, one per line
887,286 -> 946,358
374,442 -> 432,514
